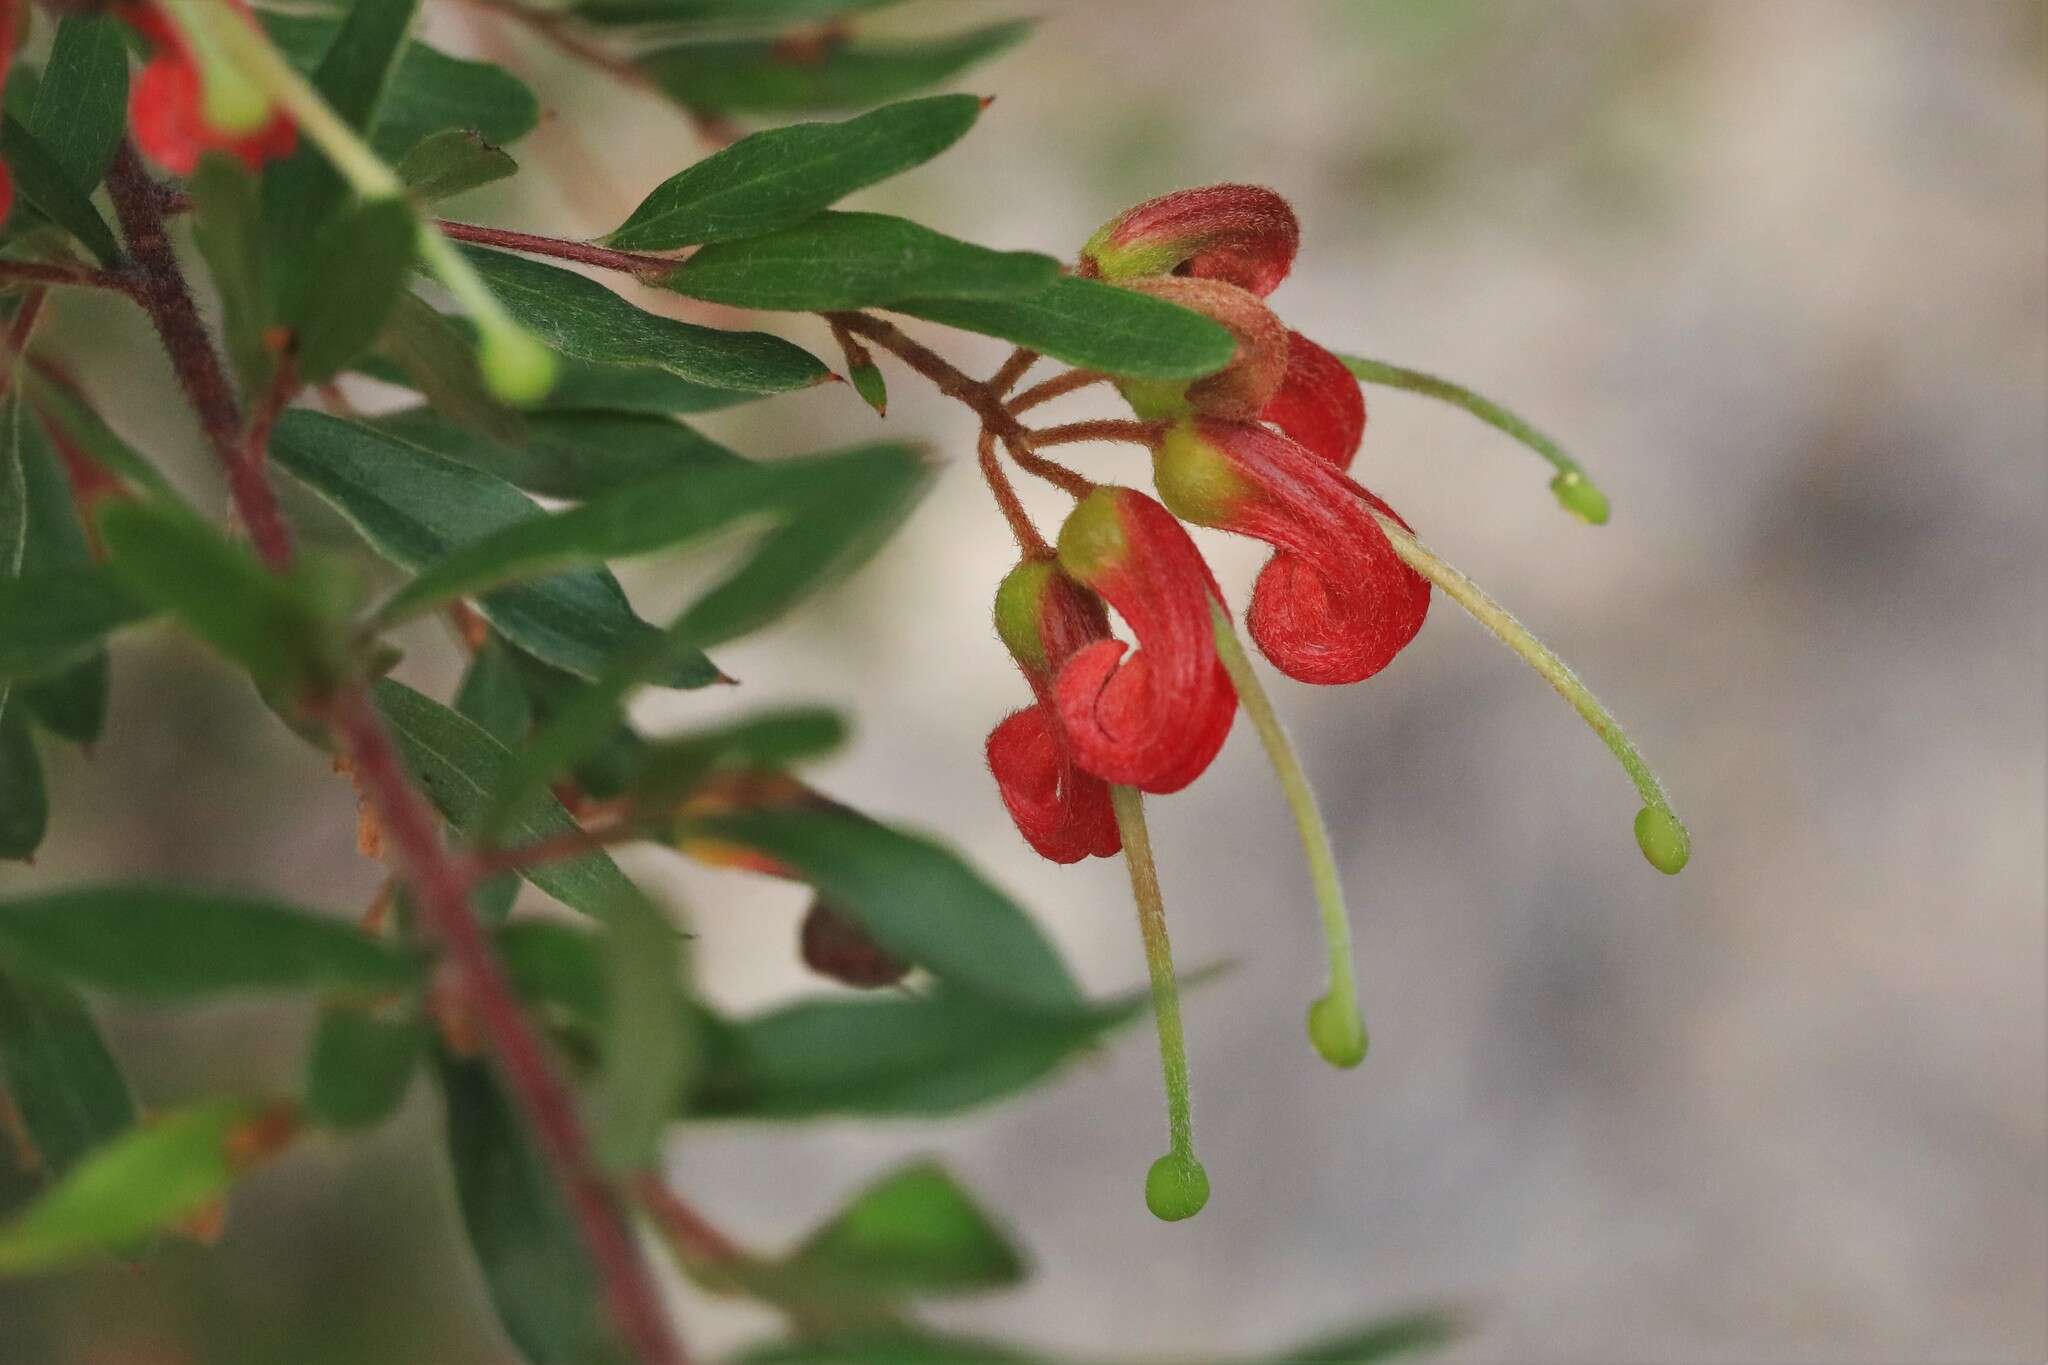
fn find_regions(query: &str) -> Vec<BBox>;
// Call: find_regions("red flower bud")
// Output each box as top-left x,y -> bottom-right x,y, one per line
986,559 -> 1121,863
1051,489 -> 1237,793
1082,184 -> 1300,299
1153,419 -> 1429,685
799,897 -> 909,989
1259,331 -> 1366,469
1114,277 -> 1290,423
118,0 -> 297,176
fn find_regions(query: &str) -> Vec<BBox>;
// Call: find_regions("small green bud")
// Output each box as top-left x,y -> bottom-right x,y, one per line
1550,470 -> 1610,526
1307,994 -> 1367,1068
478,326 -> 558,407
1144,1153 -> 1210,1222
1634,806 -> 1690,875
849,361 -> 887,417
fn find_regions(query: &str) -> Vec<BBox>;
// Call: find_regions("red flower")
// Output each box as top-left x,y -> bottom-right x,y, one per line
1114,276 -> 1291,423
1050,489 -> 1237,793
1153,418 -> 1429,685
1260,331 -> 1366,469
1082,185 -> 1300,299
117,0 -> 297,176
986,559 -> 1122,862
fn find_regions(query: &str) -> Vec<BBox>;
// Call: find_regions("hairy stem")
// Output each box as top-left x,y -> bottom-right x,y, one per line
1008,368 -> 1107,414
1027,418 -> 1163,449
978,428 -> 1049,555
828,311 -> 1029,441
0,260 -> 137,296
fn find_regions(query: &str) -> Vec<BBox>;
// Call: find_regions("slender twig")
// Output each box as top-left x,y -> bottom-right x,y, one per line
987,346 -> 1039,396
1002,435 -> 1093,498
242,353 -> 298,471
1009,368 -> 1107,414
829,312 -> 1029,441
328,689 -> 689,1365
436,219 -> 684,279
104,142 -> 296,569
1027,418 -> 1163,449
0,259 -> 137,296
467,806 -> 641,879
978,427 -> 1049,555
633,1174 -> 744,1268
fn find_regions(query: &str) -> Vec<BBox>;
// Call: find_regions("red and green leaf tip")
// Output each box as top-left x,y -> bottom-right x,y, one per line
965,183 -> 1689,1219
115,0 -> 297,174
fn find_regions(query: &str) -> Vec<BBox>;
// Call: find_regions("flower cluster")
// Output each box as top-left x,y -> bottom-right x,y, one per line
114,0 -> 297,175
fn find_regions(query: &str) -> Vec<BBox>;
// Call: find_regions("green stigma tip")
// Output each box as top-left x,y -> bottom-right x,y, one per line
1144,1153 -> 1210,1222
1307,995 -> 1367,1068
1634,807 -> 1690,875
478,328 -> 558,406
1550,470 -> 1610,526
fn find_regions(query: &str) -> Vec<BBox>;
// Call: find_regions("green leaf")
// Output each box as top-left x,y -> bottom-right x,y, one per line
372,406 -> 744,500
270,411 -> 720,689
575,0 -> 904,26
454,637 -> 533,747
894,276 -> 1237,381
0,566 -> 154,682
19,370 -> 180,501
659,212 -> 1057,311
0,114 -> 121,267
1270,1310 -> 1465,1364
0,707 -> 46,861
263,12 -> 540,160
787,1160 -> 1024,1297
683,806 -> 1079,1013
371,678 -> 647,925
481,442 -> 927,831
463,247 -> 829,394
640,21 -> 1029,114
376,444 -> 907,626
437,1054 -> 625,1364
190,155 -> 279,399
736,1332 -> 1041,1365
0,886 -> 421,999
15,417 -> 108,744
292,196 -> 419,383
590,886 -> 693,1173
305,1006 -> 427,1130
396,129 -> 519,204
24,15 -> 129,197
0,967 -> 136,1214
606,96 -> 983,250
537,359 -> 770,417
0,1099 -> 269,1275
624,707 -> 845,808
95,501 -> 348,694
371,292 -> 529,444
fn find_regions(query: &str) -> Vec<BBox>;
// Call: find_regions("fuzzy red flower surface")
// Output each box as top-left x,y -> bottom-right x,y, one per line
986,559 -> 1122,862
1154,418 -> 1429,685
1082,185 -> 1301,299
117,0 -> 297,175
1050,488 -> 1237,794
1260,330 -> 1367,469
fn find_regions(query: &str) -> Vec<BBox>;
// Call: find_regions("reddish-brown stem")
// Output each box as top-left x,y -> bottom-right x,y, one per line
633,1174 -> 744,1268
327,688 -> 688,1365
829,312 -> 1030,441
978,427 -> 1049,555
104,143 -> 296,570
1027,418 -> 1164,449
435,219 -> 685,278
1009,368 -> 1108,414
1002,435 -> 1094,499
1,288 -> 47,386
243,354 -> 299,472
987,346 -> 1039,396
468,806 -> 641,879
0,259 -> 137,296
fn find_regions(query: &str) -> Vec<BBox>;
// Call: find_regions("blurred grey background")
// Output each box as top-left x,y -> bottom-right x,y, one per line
2,2 -> 2042,1361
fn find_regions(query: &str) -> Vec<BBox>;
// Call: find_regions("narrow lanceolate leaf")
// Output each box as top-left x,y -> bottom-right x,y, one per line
0,708 -> 46,861
371,679 -> 646,925
624,708 -> 846,808
606,96 -> 984,250
263,12 -> 540,159
659,212 -> 1058,311
735,1332 -> 1040,1365
537,359 -> 769,417
371,293 -> 529,444
191,155 -> 277,394
95,501 -> 348,695
396,129 -> 518,204
481,443 -> 928,831
377,445 -> 907,625
0,887 -> 420,999
0,116 -> 121,266
304,1006 -> 427,1130
292,197 -> 419,383
0,567 -> 154,682
894,276 -> 1237,381
639,21 -> 1029,114
590,887 -> 693,1173
19,370 -> 179,501
574,0 -> 905,26
0,968 -> 137,1213
437,1054 -> 625,1365
15,421 -> 108,744
270,411 -> 720,688
0,1099 -> 277,1275
453,637 -> 532,747
786,1160 -> 1025,1297
1268,1310 -> 1465,1364
684,807 -> 1080,1013
372,407 -> 744,500
462,248 -> 829,394
24,15 -> 129,197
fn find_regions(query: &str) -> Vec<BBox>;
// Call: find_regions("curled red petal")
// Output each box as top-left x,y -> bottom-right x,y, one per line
1083,184 -> 1300,299
1155,419 -> 1429,685
1116,277 -> 1291,421
1052,489 -> 1237,793
986,705 -> 1122,863
1260,331 -> 1366,469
